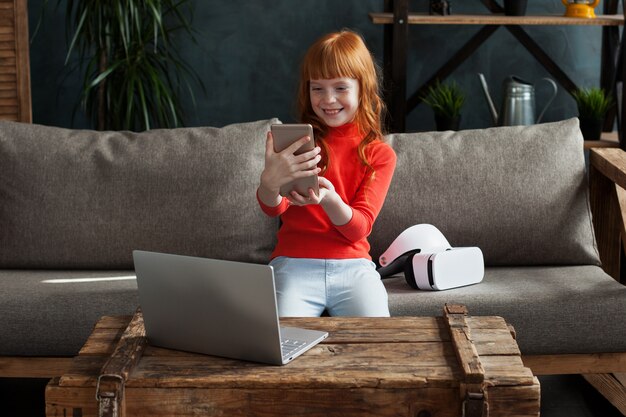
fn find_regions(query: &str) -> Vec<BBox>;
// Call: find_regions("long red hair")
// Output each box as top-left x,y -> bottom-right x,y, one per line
297,30 -> 387,175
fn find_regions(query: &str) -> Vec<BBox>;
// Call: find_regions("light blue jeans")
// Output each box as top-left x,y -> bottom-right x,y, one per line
269,257 -> 390,317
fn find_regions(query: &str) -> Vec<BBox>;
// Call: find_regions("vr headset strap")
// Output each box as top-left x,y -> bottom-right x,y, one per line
376,249 -> 420,278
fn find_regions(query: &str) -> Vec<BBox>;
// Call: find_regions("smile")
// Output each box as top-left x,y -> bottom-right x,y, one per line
323,108 -> 343,115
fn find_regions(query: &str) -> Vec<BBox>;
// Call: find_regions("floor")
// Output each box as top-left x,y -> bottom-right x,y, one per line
0,375 -> 623,416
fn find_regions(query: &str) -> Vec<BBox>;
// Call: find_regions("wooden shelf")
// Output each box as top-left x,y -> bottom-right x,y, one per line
585,131 -> 620,149
369,13 -> 625,26
373,0 -> 625,134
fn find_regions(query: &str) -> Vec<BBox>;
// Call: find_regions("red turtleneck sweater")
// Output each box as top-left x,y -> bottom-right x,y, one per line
257,122 -> 396,260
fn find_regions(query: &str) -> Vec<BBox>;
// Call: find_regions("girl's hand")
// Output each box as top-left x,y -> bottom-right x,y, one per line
258,131 -> 321,206
288,177 -> 353,226
287,176 -> 335,206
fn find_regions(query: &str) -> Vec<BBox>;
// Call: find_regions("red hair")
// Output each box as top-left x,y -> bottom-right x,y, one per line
297,30 -> 386,175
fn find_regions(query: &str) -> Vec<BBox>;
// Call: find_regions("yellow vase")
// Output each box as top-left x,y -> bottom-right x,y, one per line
562,0 -> 600,18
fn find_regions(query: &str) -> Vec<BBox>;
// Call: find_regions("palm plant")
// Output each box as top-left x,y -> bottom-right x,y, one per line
421,81 -> 465,131
572,87 -> 613,121
572,87 -> 613,140
61,0 -> 202,131
421,81 -> 465,119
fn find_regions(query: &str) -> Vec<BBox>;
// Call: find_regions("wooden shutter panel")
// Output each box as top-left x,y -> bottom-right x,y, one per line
0,0 -> 31,123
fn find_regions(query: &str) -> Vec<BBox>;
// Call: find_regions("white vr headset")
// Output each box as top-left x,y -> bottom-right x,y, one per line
377,224 -> 484,291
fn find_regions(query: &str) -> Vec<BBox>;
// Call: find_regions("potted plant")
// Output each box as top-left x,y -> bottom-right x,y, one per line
55,0 -> 203,131
421,81 -> 465,131
572,87 -> 613,141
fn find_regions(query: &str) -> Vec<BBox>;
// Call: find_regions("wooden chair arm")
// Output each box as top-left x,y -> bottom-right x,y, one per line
590,148 -> 626,190
589,148 -> 626,282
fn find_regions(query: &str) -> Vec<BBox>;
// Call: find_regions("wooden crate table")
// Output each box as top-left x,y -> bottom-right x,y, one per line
45,305 -> 539,417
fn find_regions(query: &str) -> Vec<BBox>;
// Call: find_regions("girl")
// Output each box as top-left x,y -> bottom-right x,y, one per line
257,30 -> 396,317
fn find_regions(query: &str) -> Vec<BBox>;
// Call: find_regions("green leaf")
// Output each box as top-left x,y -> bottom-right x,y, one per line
572,87 -> 613,120
421,80 -> 465,118
56,0 -> 201,131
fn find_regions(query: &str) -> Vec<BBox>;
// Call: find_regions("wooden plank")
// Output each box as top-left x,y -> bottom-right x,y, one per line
600,0 -> 620,132
79,328 -> 138,356
14,0 -> 31,122
50,312 -> 539,416
0,356 -> 73,378
139,341 -> 458,364
98,310 -> 147,378
589,150 -> 624,279
585,133 -> 620,149
382,0 -> 393,131
58,357 -> 110,387
0,80 -> 16,90
0,32 -> 15,41
0,104 -> 19,113
390,0 -> 408,133
47,383 -> 463,417
62,343 -> 462,389
591,148 -> 626,191
0,72 -> 16,81
79,316 -> 135,355
0,96 -> 18,105
79,317 -> 450,356
473,337 -> 521,357
444,306 -> 485,384
0,88 -> 16,97
523,352 -> 626,375
480,356 -> 536,386
583,373 -> 626,414
0,57 -> 17,66
466,315 -> 509,328
0,16 -> 13,27
95,310 -> 147,417
282,316 -> 443,330
0,40 -> 15,50
486,378 -> 541,417
617,186 -> 626,274
320,327 -> 449,343
0,50 -> 16,58
369,13 -> 625,26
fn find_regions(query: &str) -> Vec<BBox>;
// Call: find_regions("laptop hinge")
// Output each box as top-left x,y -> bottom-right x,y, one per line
96,308 -> 148,417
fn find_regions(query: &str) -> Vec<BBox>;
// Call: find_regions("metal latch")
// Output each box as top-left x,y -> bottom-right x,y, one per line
96,374 -> 125,417
462,391 -> 489,417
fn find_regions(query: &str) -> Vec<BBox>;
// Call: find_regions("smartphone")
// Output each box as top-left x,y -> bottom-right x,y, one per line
271,123 -> 319,197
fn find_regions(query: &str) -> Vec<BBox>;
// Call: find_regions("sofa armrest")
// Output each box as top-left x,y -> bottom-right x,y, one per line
589,148 -> 626,282
590,148 -> 626,190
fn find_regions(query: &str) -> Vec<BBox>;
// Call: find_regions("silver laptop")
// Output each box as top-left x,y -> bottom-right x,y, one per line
132,250 -> 328,365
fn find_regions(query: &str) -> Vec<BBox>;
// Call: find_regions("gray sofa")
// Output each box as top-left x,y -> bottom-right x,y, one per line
1,118 -> 625,403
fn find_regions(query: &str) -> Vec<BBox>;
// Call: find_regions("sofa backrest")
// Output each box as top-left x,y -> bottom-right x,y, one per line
370,118 -> 600,266
0,117 -> 601,269
0,119 -> 278,269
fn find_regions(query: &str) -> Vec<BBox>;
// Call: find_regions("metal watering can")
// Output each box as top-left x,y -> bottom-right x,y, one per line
478,73 -> 558,126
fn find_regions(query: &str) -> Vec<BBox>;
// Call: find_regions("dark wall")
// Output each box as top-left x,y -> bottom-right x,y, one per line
28,0 -> 603,132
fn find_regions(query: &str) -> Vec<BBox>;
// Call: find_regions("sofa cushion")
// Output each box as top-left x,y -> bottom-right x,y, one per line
385,265 -> 626,355
0,119 -> 278,269
371,118 -> 600,266
2,266 -> 624,357
0,270 -> 138,356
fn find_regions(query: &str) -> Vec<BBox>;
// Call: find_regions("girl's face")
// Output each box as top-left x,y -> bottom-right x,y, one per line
309,77 -> 359,127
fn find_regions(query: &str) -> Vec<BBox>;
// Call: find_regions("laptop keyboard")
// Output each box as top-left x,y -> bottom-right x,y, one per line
281,339 -> 307,358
